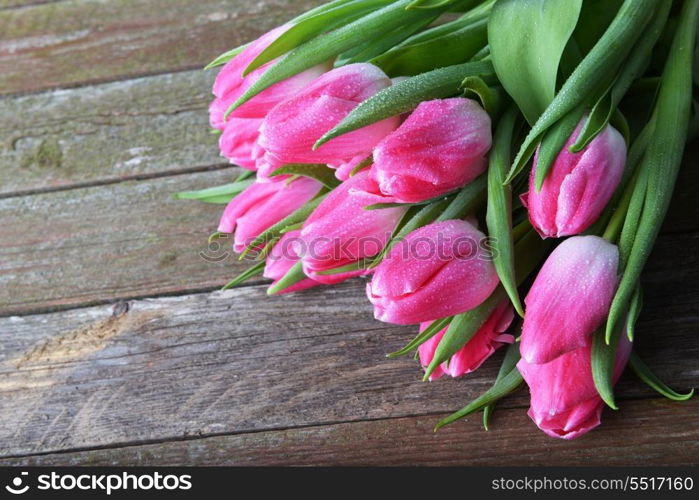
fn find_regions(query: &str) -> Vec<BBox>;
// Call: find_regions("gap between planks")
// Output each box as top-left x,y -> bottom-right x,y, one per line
0,394 -> 678,462
0,0 -> 325,96
0,162 -> 233,201
1,397 -> 696,466
0,0 -> 63,12
0,410 -> 488,462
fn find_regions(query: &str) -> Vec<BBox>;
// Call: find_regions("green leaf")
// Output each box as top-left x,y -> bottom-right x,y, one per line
241,194 -> 326,258
269,163 -> 341,189
508,0 -> 657,180
591,324 -> 622,410
339,14 -> 438,66
570,0 -> 624,57
629,352 -> 694,402
569,1 -> 672,153
570,91 -> 614,153
348,157 -> 373,177
222,261 -> 266,290
532,104 -> 586,191
372,17 -> 487,76
227,0 -> 482,116
364,202 -> 413,210
407,0 -> 458,9
205,43 -> 251,70
460,76 -> 504,117
606,0 -> 699,342
436,174 -> 487,221
315,60 -> 494,148
365,188 -> 460,210
235,169 -> 255,182
314,258 -> 372,276
486,107 -> 523,316
489,0 -> 582,124
625,284 -> 643,341
483,340 -> 521,430
424,289 -> 506,380
391,1 -> 490,49
435,366 -> 523,430
204,0 -> 372,70
243,0 -> 393,75
617,167 -> 648,269
387,316 -> 452,358
267,261 -> 307,295
174,179 -> 255,204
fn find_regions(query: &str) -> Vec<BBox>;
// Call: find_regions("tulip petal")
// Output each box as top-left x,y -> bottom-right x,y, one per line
520,236 -> 619,364
372,98 -> 492,203
367,219 -> 499,325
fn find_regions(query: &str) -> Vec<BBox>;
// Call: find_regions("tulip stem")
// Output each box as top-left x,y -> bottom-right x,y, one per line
601,170 -> 637,243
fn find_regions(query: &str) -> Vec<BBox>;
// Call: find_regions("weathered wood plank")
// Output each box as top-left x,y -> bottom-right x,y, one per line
0,1 -> 61,9
0,270 -> 696,458
0,0 -> 322,96
3,398 -> 697,466
0,70 -> 221,195
0,169 -> 249,315
0,282 -> 497,457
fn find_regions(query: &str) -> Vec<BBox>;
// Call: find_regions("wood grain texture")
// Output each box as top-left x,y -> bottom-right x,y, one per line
0,168 -> 252,316
1,174 -> 697,317
0,0 -> 322,96
0,274 -> 696,458
3,398 -> 697,466
0,0 -> 61,9
0,71 -> 222,196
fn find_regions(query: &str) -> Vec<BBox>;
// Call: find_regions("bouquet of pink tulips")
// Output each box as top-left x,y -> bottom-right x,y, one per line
178,0 -> 698,439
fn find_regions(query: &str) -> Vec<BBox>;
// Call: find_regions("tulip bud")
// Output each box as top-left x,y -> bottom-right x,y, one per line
218,177 -> 323,254
367,219 -> 500,325
418,302 -> 514,381
263,230 -> 321,294
218,117 -> 262,170
296,170 -> 406,285
522,121 -> 626,238
209,25 -> 328,127
256,63 -> 400,180
520,235 -> 619,364
371,98 -> 491,203
517,334 -> 632,440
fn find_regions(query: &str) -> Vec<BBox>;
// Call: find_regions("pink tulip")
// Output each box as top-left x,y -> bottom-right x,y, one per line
263,230 -> 321,294
418,302 -> 514,381
218,177 -> 323,253
218,117 -> 263,170
517,334 -> 632,440
209,25 -> 328,127
371,98 -> 491,203
522,120 -> 626,238
295,170 -> 406,285
367,219 -> 499,325
256,63 -> 400,180
520,235 -> 619,365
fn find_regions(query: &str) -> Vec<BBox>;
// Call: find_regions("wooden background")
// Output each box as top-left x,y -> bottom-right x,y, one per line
0,0 -> 697,466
